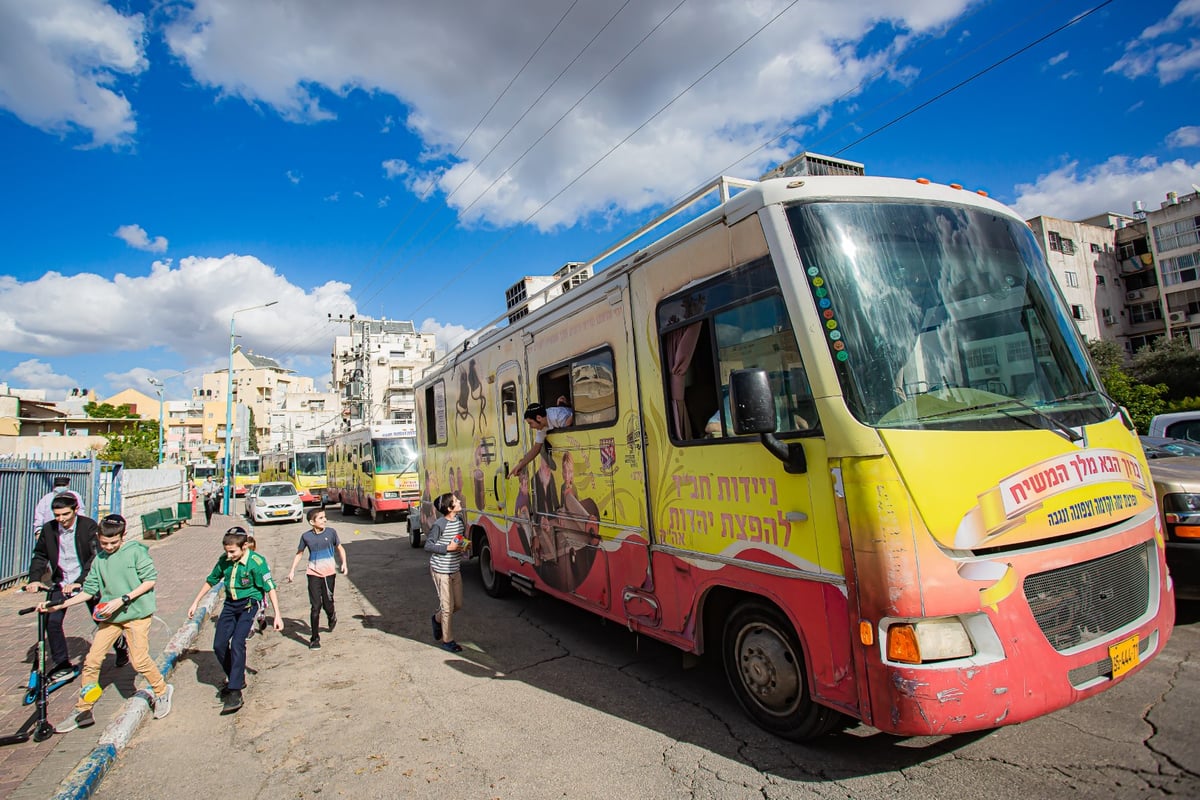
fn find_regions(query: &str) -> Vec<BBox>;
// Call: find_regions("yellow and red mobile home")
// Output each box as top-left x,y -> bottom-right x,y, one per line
414,171 -> 1175,740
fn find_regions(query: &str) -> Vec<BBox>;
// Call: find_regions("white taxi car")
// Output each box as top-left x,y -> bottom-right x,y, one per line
246,481 -> 304,524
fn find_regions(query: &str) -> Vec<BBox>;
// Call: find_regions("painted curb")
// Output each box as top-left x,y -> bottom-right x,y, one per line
49,583 -> 224,800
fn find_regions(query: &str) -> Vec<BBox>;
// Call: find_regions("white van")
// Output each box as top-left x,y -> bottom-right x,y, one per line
1148,411 -> 1200,442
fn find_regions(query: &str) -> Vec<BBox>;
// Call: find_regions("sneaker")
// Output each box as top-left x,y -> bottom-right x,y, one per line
153,684 -> 174,719
48,662 -> 78,683
55,709 -> 94,733
328,612 -> 337,632
439,640 -> 463,653
431,614 -> 443,642
114,648 -> 130,668
216,682 -> 229,700
309,637 -> 321,650
221,689 -> 243,715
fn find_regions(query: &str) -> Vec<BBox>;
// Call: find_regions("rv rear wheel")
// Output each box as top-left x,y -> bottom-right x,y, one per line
721,601 -> 842,741
341,501 -> 355,517
477,534 -> 510,597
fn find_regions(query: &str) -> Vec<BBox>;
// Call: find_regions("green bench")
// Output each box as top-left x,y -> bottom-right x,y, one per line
158,505 -> 188,528
140,508 -> 182,540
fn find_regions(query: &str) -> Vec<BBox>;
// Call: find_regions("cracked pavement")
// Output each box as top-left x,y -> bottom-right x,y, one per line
74,518 -> 1200,800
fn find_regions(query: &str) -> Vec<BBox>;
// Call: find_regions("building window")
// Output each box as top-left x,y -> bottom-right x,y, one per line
1064,271 -> 1079,287
1161,251 -> 1200,286
1070,304 -> 1089,320
1090,243 -> 1102,253
1153,216 -> 1200,252
1128,302 -> 1162,324
1048,231 -> 1076,255
1096,275 -> 1106,286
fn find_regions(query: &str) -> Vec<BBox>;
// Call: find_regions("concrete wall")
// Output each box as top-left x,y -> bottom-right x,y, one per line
121,466 -> 192,538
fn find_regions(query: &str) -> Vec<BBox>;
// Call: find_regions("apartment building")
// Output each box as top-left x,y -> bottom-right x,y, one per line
330,317 -> 438,426
1026,215 -> 1127,343
1149,189 -> 1200,344
266,389 -> 343,450
198,347 -> 315,457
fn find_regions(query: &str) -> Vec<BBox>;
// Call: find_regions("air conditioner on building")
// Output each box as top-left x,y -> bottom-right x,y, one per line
983,366 -> 1000,376
1125,290 -> 1143,301
1168,311 -> 1190,325
377,356 -> 387,365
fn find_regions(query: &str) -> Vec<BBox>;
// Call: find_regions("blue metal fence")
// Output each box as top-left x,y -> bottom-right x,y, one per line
0,458 -> 123,589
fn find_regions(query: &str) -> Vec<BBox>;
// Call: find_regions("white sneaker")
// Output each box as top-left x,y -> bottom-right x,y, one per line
153,684 -> 174,719
55,709 -> 94,733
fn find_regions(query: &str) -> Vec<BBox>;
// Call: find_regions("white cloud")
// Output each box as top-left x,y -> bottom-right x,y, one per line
418,317 -> 472,354
1167,125 -> 1200,147
0,254 -> 357,367
1012,156 -> 1200,220
377,195 -> 390,208
114,223 -> 168,253
1047,51 -> 1068,66
324,192 -> 340,202
0,0 -> 147,146
163,0 -> 975,230
382,158 -> 409,179
4,358 -> 78,394
1107,0 -> 1200,83
286,169 -> 302,184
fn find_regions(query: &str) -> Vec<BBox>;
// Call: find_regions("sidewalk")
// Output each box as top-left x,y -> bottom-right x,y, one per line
0,508 -> 233,800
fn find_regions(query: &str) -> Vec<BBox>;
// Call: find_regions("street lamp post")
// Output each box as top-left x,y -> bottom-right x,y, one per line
147,377 -> 164,465
223,301 -> 278,515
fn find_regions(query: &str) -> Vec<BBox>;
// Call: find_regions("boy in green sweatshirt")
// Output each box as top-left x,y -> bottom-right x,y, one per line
40,514 -> 174,732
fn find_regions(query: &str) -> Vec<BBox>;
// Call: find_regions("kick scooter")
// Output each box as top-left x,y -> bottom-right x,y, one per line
0,587 -> 68,745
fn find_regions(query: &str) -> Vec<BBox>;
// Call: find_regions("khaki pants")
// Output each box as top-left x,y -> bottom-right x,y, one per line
430,568 -> 463,642
77,616 -> 167,711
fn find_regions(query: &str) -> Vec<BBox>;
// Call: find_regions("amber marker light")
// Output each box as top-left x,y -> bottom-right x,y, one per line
976,189 -> 989,196
1174,525 -> 1200,539
916,178 -> 931,184
859,620 -> 874,646
950,183 -> 963,190
886,624 -> 922,664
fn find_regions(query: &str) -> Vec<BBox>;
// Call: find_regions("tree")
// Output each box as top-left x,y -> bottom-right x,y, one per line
85,401 -> 159,466
1087,339 -> 1166,433
248,408 -> 259,453
1130,335 -> 1200,401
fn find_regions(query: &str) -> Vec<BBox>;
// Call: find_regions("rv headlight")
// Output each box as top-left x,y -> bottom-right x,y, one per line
886,617 -> 974,664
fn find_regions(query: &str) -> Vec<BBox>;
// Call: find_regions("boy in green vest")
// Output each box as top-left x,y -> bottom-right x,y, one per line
40,514 -> 174,732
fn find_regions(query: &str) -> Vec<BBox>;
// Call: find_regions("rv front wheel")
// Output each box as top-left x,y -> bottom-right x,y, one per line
478,534 -> 510,597
721,601 -> 842,741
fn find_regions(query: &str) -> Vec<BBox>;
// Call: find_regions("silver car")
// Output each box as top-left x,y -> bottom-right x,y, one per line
1148,457 -> 1200,600
246,481 -> 304,524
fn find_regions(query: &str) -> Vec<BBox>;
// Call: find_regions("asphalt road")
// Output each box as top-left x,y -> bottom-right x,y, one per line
88,514 -> 1200,800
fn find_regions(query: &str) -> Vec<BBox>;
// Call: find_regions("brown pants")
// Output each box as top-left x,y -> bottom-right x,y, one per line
76,616 -> 167,711
430,568 -> 463,642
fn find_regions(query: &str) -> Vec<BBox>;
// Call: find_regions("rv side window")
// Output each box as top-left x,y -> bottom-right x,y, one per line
501,382 -> 520,446
536,347 -> 618,428
424,380 -> 448,446
658,258 -> 817,442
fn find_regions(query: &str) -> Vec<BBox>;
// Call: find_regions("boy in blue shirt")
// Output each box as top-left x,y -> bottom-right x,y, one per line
286,508 -> 348,650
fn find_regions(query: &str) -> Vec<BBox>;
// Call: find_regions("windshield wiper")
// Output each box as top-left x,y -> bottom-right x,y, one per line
920,397 -> 1083,442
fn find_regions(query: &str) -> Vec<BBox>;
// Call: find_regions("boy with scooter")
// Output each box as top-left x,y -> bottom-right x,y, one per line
39,514 -> 174,732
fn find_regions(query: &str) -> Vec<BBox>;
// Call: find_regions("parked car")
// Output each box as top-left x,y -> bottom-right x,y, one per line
1148,411 -> 1200,443
242,483 -> 261,517
246,481 -> 304,524
1140,435 -> 1200,458
1147,456 -> 1200,600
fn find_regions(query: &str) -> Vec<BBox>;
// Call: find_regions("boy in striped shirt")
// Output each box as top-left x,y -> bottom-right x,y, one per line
286,509 -> 348,650
424,493 -> 465,652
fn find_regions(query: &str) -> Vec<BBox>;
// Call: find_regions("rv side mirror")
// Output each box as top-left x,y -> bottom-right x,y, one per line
729,369 -> 777,435
728,368 -> 807,475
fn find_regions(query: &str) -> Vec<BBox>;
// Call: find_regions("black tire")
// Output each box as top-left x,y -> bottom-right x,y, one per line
409,520 -> 422,548
341,500 -> 356,517
477,533 -> 510,598
721,601 -> 843,741
370,504 -> 380,524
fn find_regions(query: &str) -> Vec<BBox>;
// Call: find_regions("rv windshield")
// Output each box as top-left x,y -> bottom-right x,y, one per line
374,436 -> 419,473
295,451 -> 326,475
785,201 -> 1112,432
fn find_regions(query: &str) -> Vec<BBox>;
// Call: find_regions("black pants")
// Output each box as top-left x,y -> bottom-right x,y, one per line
213,597 -> 259,691
46,587 -> 127,667
306,574 -> 335,638
204,496 -> 217,525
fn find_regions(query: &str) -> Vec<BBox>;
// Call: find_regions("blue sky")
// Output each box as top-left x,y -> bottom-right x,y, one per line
2,0 -> 1198,403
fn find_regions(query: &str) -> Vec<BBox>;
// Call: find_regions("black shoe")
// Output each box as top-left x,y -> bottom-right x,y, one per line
328,613 -> 337,632
439,640 -> 463,653
431,614 -> 443,642
216,682 -> 229,700
114,648 -> 130,668
309,638 -> 321,650
221,689 -> 243,714
48,662 -> 78,683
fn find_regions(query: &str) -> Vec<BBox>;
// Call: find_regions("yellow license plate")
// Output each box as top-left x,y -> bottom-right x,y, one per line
1109,634 -> 1139,679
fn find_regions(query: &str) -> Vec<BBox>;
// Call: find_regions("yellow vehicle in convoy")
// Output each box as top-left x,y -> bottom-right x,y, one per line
326,424 -> 420,523
262,447 -> 328,505
414,168 -> 1174,740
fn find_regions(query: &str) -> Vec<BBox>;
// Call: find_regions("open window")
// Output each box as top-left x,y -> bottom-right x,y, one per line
423,380 -> 447,446
536,347 -> 618,428
658,257 -> 818,443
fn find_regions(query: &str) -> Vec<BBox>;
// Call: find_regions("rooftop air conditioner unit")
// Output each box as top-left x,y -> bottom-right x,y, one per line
1168,311 -> 1190,325
1126,290 -> 1143,301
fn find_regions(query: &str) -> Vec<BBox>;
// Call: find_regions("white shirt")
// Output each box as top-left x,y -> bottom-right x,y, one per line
533,406 -> 573,444
56,523 -> 83,585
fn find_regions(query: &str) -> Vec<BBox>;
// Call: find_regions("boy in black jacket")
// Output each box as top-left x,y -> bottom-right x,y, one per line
23,494 -> 128,680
